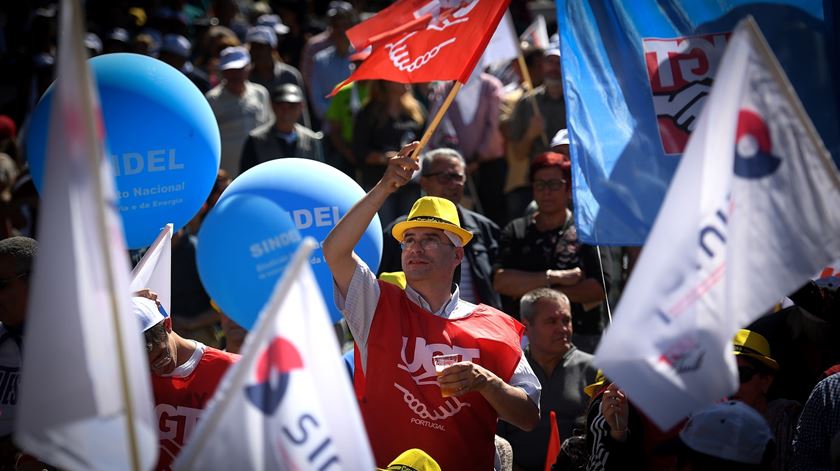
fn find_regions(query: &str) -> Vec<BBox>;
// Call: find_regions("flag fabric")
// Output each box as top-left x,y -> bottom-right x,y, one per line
556,0 -> 839,245
14,0 -> 158,469
544,410 -> 561,471
173,238 -> 374,470
481,10 -> 518,68
594,17 -> 840,430
129,223 -> 173,313
520,15 -> 549,50
333,0 -> 511,92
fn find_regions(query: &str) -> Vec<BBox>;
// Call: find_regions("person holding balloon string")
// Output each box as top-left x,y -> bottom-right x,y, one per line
323,141 -> 541,470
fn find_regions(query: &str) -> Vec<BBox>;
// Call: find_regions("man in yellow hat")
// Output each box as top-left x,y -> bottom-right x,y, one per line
324,142 -> 540,470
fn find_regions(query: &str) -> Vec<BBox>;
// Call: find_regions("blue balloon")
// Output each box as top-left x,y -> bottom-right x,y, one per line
197,194 -> 302,330
222,159 -> 383,323
26,53 -> 220,249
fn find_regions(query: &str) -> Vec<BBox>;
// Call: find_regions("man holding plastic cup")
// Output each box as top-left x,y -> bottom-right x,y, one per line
324,142 -> 541,470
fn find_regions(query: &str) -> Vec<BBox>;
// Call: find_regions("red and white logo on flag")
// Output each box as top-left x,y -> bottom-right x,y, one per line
333,0 -> 509,93
643,32 -> 731,154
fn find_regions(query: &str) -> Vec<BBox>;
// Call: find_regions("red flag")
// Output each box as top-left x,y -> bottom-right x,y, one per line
345,0 -> 433,50
332,0 -> 510,94
545,410 -> 561,471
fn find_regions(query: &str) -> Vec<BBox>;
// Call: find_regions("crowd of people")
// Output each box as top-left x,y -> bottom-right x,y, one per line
0,1 -> 839,470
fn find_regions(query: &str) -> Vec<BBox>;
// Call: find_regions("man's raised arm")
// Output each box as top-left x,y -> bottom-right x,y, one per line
323,142 -> 420,298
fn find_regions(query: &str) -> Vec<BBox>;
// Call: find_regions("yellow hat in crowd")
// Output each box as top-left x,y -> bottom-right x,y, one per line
378,448 -> 441,471
732,329 -> 779,371
379,271 -> 407,289
392,197 -> 473,246
584,370 -> 607,397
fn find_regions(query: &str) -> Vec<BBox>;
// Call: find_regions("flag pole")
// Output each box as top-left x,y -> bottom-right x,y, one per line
62,0 -> 142,471
517,53 -> 549,147
409,81 -> 464,161
65,1 -> 142,469
175,239 -> 318,471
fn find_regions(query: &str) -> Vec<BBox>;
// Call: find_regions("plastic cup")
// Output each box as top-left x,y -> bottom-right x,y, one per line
432,353 -> 461,397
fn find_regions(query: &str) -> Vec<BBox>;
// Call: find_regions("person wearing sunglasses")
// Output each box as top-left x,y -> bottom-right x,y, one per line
731,329 -> 800,471
132,295 -> 239,471
0,237 -> 36,467
378,148 -> 503,310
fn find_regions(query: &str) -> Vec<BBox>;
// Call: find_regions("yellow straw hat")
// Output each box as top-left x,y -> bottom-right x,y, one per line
392,197 -> 473,246
732,329 -> 779,371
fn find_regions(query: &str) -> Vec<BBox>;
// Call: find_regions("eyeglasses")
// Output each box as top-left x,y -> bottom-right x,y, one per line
533,179 -> 566,192
0,272 -> 29,290
144,322 -> 168,353
400,237 -> 454,251
422,172 -> 466,184
738,365 -> 758,383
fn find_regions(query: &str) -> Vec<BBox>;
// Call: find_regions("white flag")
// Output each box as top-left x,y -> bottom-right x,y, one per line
129,224 -> 173,314
14,0 -> 159,469
594,17 -> 840,430
481,10 -> 518,68
174,238 -> 374,470
519,15 -> 549,51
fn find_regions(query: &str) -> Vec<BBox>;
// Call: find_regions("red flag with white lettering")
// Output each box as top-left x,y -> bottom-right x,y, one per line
332,0 -> 510,94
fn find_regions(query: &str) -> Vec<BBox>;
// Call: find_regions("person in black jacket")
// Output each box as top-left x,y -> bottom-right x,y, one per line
378,148 -> 503,309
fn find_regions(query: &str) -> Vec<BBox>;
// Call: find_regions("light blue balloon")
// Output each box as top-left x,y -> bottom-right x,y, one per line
26,53 -> 220,249
222,159 -> 383,323
197,193 -> 302,330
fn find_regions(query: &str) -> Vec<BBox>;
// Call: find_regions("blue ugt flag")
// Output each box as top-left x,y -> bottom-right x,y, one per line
557,0 -> 839,245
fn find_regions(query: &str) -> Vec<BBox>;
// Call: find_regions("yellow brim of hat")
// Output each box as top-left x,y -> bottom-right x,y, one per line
584,380 -> 605,398
734,350 -> 779,371
392,219 -> 473,246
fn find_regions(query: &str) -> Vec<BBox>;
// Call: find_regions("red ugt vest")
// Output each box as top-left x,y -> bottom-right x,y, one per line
151,346 -> 239,471
356,281 -> 524,470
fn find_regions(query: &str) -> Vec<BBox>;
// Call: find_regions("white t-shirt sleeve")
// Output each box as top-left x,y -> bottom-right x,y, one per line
510,352 -> 542,407
332,262 -> 380,371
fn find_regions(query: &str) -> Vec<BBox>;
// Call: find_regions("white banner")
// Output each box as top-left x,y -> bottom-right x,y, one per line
14,0 -> 158,468
594,17 -> 840,430
174,238 -> 374,470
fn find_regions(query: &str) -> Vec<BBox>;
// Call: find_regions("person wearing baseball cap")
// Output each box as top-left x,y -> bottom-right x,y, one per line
131,293 -> 239,470
667,400 -> 775,470
205,46 -> 272,176
239,83 -> 323,173
323,142 -> 540,470
245,25 -> 310,128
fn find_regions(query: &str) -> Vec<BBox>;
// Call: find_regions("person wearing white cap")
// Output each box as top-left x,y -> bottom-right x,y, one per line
246,25 -> 310,128
131,295 -> 239,470
205,46 -> 272,176
505,45 -> 566,219
158,34 -> 210,93
323,142 -> 540,470
668,400 -> 775,469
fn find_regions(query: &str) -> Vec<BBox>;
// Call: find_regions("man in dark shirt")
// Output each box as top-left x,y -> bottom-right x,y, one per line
239,83 -> 322,173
